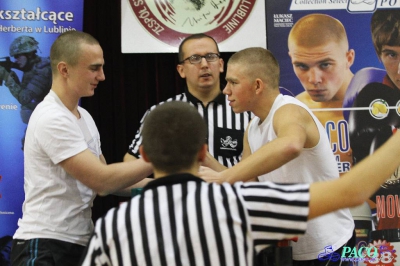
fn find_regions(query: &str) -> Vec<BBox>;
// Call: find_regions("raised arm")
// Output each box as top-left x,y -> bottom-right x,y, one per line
201,104 -> 315,184
308,131 -> 400,219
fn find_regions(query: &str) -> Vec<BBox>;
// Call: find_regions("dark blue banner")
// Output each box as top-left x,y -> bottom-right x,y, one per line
266,2 -> 400,264
0,0 -> 83,263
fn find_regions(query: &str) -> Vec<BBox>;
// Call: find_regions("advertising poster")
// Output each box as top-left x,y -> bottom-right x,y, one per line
121,0 -> 267,53
0,1 -> 83,263
266,1 -> 400,264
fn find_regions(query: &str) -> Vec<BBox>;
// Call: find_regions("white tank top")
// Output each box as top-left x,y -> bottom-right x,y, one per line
247,94 -> 354,260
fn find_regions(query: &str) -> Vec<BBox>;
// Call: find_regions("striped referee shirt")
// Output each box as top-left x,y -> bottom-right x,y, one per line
80,174 -> 310,266
127,88 -> 253,167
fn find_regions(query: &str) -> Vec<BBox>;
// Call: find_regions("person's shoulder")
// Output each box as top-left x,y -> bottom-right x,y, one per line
77,106 -> 91,118
293,92 -> 324,109
295,91 -> 311,103
149,93 -> 188,111
275,96 -> 315,121
31,100 -> 72,130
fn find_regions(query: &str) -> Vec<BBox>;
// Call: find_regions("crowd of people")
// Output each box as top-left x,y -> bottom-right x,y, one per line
6,8 -> 400,266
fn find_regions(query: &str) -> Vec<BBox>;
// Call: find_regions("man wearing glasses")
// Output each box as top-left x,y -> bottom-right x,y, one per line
123,33 -> 252,175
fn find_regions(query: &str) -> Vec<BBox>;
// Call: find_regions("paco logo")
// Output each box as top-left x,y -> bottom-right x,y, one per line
318,245 -> 378,263
318,242 -> 397,264
128,0 -> 256,47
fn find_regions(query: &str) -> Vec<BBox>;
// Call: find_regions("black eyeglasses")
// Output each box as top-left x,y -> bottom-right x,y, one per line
179,53 -> 220,64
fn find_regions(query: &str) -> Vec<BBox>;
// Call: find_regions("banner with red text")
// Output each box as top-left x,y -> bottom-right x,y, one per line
121,0 -> 267,53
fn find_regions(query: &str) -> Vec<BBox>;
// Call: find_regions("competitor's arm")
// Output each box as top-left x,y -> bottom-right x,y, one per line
122,141 -> 155,191
241,125 -> 257,182
99,153 -> 152,196
201,152 -> 228,172
60,149 -> 153,196
200,104 -> 313,184
225,104 -> 309,183
309,131 -> 400,219
123,152 -> 137,162
241,122 -> 252,161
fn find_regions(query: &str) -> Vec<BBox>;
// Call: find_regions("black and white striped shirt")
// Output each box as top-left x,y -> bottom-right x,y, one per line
80,174 -> 310,266
127,88 -> 253,167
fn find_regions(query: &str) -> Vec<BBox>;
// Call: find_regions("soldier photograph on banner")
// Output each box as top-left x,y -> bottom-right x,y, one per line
2,35 -> 52,148
267,1 -> 400,264
0,1 -> 83,265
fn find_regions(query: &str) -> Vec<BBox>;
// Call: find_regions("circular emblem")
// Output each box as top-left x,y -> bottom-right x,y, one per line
364,239 -> 397,266
128,0 -> 256,46
369,99 -> 389,120
396,100 -> 400,117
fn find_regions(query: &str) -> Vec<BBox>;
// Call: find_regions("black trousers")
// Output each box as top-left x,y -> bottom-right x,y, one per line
293,230 -> 357,266
11,238 -> 85,266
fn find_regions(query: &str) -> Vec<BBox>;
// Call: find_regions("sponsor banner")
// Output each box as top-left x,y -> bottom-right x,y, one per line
267,1 -> 400,264
121,0 -> 266,53
318,244 -> 397,265
0,0 -> 83,262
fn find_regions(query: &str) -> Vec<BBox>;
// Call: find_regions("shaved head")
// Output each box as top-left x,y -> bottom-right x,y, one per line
288,13 -> 349,50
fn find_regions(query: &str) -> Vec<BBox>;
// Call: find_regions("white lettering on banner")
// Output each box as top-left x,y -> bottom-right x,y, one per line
0,25 -> 33,33
0,211 -> 15,215
294,0 -> 329,4
290,0 -> 346,10
138,7 -> 165,35
0,104 -> 18,110
43,25 -> 76,33
0,24 -> 76,33
222,0 -> 252,34
131,0 -> 144,7
0,7 -> 74,25
273,13 -> 293,27
290,0 -> 400,10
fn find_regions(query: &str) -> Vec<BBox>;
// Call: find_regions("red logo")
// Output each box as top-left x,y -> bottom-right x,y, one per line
128,0 -> 256,46
364,240 -> 397,266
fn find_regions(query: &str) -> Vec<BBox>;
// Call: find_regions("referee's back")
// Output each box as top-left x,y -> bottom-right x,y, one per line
79,101 -> 309,266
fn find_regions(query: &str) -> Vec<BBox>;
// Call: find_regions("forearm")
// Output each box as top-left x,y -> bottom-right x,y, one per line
202,152 -> 227,172
61,150 -> 153,196
309,131 -> 400,219
223,137 -> 300,184
123,152 -> 138,162
112,177 -> 153,197
96,159 -> 153,195
344,131 -> 400,204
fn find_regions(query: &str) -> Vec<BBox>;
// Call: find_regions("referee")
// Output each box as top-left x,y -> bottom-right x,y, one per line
123,33 -> 252,170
